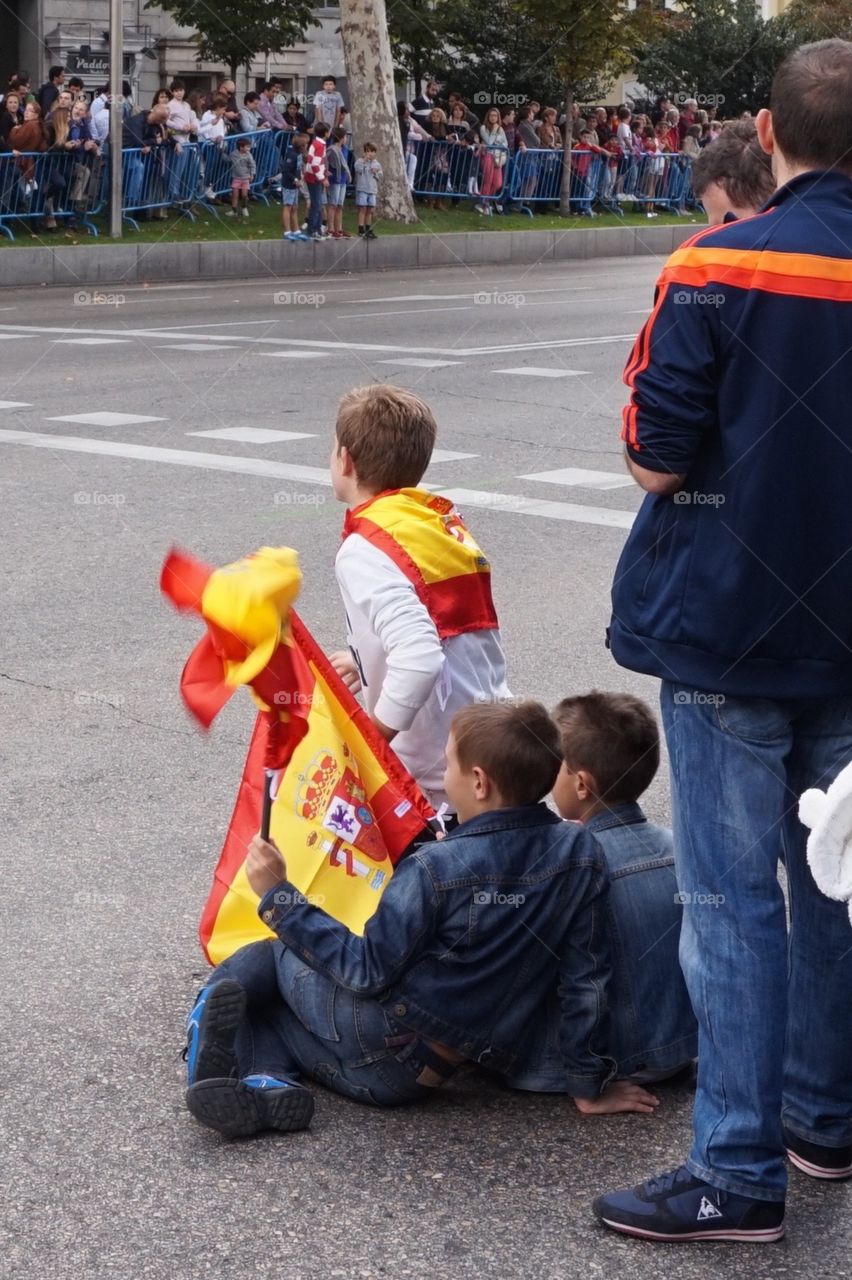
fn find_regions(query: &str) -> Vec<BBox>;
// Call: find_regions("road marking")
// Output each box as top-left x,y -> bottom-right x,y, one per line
338,306 -> 476,319
431,449 -> 478,463
344,287 -> 595,304
53,337 -> 131,345
0,324 -> 636,359
262,351 -> 327,359
0,400 -> 31,409
523,467 -> 635,490
155,343 -> 239,351
0,431 -> 633,528
0,334 -> 27,340
496,367 -> 591,378
378,358 -> 463,368
189,427 -> 316,444
47,412 -> 166,427
441,487 -> 635,530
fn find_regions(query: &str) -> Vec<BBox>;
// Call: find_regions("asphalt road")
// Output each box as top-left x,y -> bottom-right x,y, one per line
1,257 -> 850,1280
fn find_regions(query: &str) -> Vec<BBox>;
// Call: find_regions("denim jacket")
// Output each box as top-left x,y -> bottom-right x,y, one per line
588,803 -> 697,1075
259,803 -> 617,1098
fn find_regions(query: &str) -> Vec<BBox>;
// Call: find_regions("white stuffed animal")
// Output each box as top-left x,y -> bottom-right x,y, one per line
799,758 -> 852,926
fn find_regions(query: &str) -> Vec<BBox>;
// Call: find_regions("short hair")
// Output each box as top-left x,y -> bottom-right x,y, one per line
551,691 -> 660,805
68,76 -> 84,90
692,119 -> 775,207
263,80 -> 278,92
237,137 -> 251,147
770,39 -> 852,176
244,91 -> 260,105
617,105 -> 631,120
169,78 -> 185,93
323,75 -> 337,84
49,66 -> 64,81
452,701 -> 561,806
211,94 -> 227,109
330,126 -> 347,142
363,140 -> 376,152
313,121 -> 330,137
335,384 -> 436,491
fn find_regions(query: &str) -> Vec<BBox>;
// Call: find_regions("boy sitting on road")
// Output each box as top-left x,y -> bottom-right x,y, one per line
550,691 -> 697,1081
183,700 -> 659,1138
327,384 -> 510,816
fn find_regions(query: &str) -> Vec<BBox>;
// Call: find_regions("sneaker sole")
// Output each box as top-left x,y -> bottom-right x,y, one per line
191,980 -> 245,1084
787,1148 -> 852,1180
186,1078 -> 314,1139
597,1217 -> 785,1243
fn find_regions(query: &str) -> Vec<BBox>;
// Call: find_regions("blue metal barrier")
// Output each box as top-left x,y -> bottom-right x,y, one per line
0,148 -> 104,240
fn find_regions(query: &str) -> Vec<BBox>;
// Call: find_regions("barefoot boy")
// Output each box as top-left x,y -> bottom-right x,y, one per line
328,384 -> 510,816
551,691 -> 697,1080
183,700 -> 658,1137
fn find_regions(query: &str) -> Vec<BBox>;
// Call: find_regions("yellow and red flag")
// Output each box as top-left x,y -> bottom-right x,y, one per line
161,545 -> 436,965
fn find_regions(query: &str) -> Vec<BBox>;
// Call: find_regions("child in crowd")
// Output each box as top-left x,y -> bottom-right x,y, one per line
303,120 -> 329,240
325,126 -> 351,237
354,142 -> 382,238
281,132 -> 310,241
183,700 -> 659,1138
327,384 -> 509,815
227,137 -> 255,218
199,94 -> 227,144
551,691 -> 697,1081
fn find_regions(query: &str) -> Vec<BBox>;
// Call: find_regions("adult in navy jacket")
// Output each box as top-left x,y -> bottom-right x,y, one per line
596,40 -> 852,1245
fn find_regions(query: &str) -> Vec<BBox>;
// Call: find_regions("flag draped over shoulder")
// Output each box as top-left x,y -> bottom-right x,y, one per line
161,545 -> 436,966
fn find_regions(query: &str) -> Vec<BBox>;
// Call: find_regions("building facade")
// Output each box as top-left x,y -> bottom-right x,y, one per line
2,0 -> 347,106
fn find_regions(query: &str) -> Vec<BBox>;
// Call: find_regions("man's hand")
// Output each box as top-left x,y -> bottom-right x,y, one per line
245,833 -> 287,899
573,1080 -> 660,1116
625,450 -> 685,496
329,650 -> 362,694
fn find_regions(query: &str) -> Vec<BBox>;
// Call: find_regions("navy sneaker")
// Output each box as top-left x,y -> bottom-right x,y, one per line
184,980 -> 245,1086
785,1126 -> 852,1180
186,1073 -> 315,1139
594,1165 -> 785,1243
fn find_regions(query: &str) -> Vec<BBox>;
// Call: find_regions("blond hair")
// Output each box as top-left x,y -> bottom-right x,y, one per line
335,384 -> 437,492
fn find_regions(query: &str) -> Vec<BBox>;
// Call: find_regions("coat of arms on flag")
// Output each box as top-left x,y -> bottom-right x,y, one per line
161,545 -> 437,964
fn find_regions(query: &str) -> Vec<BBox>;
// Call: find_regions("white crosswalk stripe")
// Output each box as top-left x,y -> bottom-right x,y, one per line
523,467 -> 634,491
188,428 -> 316,444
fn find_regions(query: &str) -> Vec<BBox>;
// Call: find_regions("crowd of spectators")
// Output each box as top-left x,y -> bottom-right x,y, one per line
0,65 -> 756,229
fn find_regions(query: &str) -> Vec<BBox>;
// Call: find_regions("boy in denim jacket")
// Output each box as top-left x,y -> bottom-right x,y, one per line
183,700 -> 659,1138
551,692 -> 697,1080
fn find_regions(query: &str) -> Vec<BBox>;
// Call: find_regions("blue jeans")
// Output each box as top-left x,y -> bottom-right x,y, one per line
661,682 -> 852,1201
306,181 -> 324,234
209,940 -> 437,1106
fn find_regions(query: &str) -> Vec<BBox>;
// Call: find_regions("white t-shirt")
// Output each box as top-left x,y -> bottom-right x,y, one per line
335,533 -> 511,811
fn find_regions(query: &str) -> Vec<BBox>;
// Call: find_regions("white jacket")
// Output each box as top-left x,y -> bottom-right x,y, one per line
336,533 -> 510,811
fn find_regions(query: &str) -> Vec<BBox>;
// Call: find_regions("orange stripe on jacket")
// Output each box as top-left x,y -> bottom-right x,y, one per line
662,247 -> 852,301
621,281 -> 673,450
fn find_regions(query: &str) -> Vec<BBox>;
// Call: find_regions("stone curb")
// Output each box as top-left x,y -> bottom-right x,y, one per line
0,223 -> 700,289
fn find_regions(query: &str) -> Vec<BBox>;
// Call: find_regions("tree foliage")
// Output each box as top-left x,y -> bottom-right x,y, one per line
145,0 -> 319,78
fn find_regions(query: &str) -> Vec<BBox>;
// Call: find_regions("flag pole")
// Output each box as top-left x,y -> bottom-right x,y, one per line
260,769 -> 275,841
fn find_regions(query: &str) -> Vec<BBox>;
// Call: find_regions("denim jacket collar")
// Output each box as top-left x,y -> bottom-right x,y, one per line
585,801 -> 646,834
446,802 -> 561,840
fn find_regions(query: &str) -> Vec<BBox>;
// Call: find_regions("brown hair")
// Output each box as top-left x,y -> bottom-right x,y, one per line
770,39 -> 852,176
692,119 -> 775,208
335,384 -> 436,492
551,691 -> 659,805
452,700 -> 561,806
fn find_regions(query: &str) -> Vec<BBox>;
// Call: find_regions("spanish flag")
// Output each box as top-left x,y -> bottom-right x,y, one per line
161,546 -> 437,965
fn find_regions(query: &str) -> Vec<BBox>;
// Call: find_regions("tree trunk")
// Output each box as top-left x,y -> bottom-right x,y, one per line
558,83 -> 574,217
340,0 -> 417,223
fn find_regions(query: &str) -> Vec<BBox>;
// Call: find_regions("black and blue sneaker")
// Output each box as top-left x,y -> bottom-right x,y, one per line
186,1073 -> 315,1139
593,1165 -> 785,1242
184,979 -> 245,1087
785,1126 -> 852,1180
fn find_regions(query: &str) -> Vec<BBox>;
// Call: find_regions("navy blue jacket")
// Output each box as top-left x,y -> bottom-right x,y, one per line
611,171 -> 852,697
259,803 -> 617,1098
281,147 -> 302,190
